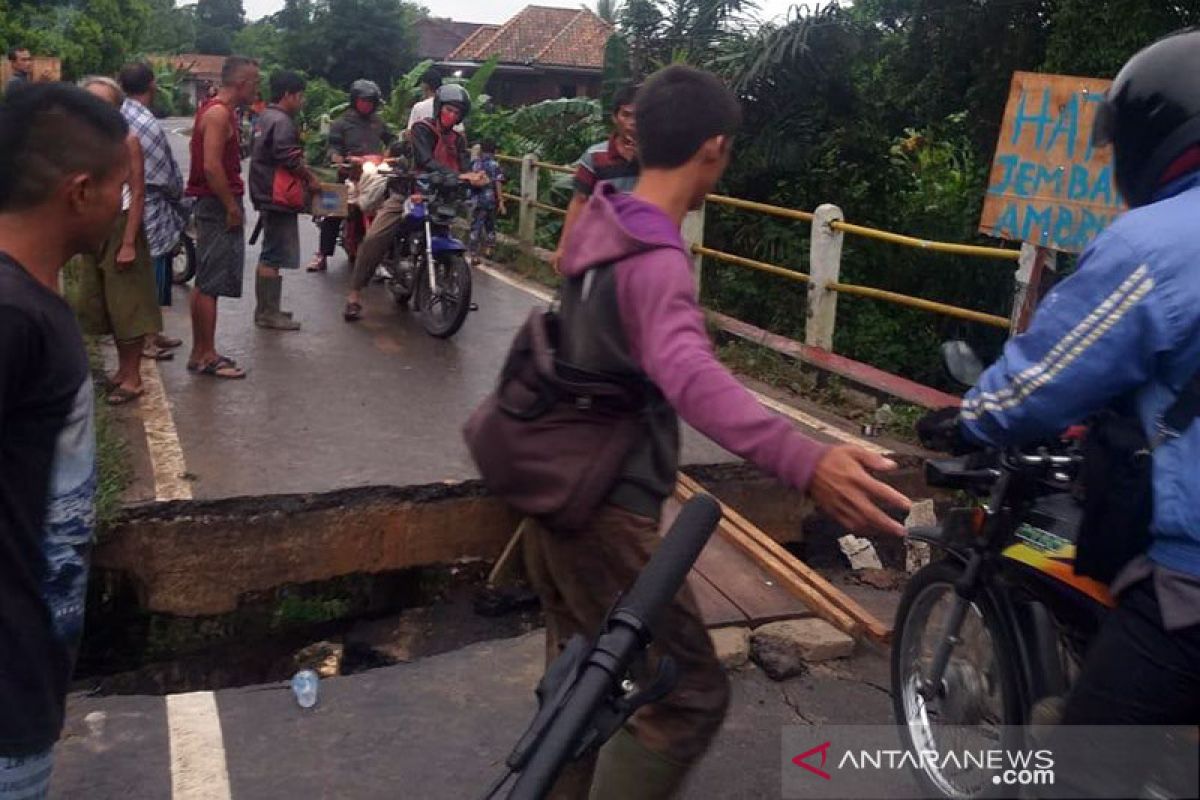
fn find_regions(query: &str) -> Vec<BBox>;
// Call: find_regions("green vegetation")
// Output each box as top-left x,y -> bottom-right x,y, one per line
85,340 -> 131,534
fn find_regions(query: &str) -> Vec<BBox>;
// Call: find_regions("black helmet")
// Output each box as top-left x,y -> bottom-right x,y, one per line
1092,29 -> 1200,208
349,79 -> 382,106
433,83 -> 471,121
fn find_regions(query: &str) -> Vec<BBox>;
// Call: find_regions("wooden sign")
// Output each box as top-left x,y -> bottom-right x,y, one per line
979,71 -> 1124,254
1,56 -> 62,87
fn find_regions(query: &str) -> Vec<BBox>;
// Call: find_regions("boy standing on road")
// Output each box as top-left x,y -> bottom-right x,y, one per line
526,66 -> 910,798
249,70 -> 319,330
186,55 -> 260,379
468,139 -> 505,261
0,83 -> 129,799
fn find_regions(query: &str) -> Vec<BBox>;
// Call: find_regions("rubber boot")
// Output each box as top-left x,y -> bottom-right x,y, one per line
587,729 -> 690,800
255,275 -> 300,330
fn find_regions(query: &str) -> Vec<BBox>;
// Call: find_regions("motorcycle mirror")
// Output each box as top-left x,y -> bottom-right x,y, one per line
941,340 -> 984,387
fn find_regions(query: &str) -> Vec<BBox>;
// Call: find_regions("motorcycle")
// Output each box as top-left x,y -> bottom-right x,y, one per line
169,229 -> 197,285
377,168 -> 474,339
892,343 -> 1194,799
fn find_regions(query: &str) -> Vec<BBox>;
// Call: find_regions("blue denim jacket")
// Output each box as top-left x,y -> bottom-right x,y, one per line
962,172 -> 1200,578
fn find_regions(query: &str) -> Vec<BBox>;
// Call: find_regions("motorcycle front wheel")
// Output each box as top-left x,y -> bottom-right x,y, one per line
415,251 -> 472,338
170,233 -> 196,285
891,559 -> 1025,800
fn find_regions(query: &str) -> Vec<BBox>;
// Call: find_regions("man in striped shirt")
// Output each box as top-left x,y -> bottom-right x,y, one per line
551,84 -> 639,272
118,62 -> 186,356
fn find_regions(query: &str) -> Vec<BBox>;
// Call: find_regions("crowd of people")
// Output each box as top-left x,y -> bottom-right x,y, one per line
2,28 -> 1200,800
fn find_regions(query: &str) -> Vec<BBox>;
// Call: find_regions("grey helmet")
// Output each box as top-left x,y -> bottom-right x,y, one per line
349,79 -> 382,107
433,83 -> 471,121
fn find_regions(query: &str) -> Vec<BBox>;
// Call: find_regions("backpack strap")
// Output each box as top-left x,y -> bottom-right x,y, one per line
1158,370 -> 1200,440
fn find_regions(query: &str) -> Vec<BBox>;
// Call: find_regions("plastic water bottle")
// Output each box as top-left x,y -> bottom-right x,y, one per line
291,669 -> 319,709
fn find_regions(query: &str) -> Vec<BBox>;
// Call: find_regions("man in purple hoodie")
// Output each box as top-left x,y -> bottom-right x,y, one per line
523,65 -> 911,798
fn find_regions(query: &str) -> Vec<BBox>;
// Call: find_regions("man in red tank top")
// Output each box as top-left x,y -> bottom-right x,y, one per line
185,55 -> 259,379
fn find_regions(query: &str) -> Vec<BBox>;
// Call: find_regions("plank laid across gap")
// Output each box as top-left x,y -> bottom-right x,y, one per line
675,474 -> 892,644
660,498 -> 811,628
686,570 -> 750,629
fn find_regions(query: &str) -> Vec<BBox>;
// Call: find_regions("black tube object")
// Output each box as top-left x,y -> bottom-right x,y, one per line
507,494 -> 722,799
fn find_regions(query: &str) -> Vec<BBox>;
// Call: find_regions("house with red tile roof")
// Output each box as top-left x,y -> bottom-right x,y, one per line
439,5 -> 612,107
414,18 -> 489,61
150,53 -> 228,107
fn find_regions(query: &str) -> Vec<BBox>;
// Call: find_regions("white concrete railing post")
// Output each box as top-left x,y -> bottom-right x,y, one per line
1010,242 -> 1056,334
806,203 -> 845,351
518,153 -> 538,258
681,203 -> 706,296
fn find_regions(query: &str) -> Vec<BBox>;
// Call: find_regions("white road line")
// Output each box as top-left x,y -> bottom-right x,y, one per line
139,359 -> 193,501
166,691 -> 232,800
473,259 -> 555,302
472,260 -> 890,454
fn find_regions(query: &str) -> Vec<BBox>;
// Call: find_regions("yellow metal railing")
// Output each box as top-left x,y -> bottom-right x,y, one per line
503,154 -> 1019,331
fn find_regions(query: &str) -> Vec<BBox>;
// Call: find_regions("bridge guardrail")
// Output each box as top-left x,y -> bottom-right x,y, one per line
495,153 -> 1025,350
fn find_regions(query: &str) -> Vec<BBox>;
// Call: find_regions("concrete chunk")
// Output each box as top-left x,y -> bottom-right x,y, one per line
838,534 -> 883,570
751,619 -> 855,680
709,626 -> 750,670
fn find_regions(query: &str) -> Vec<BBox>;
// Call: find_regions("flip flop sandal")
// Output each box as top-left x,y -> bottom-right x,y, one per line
156,335 -> 184,349
343,302 -> 363,322
142,346 -> 176,361
307,256 -> 328,272
193,356 -> 246,380
106,386 -> 144,406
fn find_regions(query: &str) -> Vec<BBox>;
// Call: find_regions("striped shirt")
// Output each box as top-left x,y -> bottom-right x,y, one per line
572,135 -> 639,197
122,98 -> 186,257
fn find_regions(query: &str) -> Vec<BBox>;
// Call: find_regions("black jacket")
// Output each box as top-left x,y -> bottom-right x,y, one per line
328,110 -> 393,159
249,105 -> 305,212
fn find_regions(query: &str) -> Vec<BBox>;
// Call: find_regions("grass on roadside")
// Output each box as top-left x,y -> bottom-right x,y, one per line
86,338 -> 131,533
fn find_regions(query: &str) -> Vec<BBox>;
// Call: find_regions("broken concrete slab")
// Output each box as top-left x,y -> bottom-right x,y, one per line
751,619 -> 855,680
837,534 -> 883,570
904,499 -> 936,573
710,627 -> 750,670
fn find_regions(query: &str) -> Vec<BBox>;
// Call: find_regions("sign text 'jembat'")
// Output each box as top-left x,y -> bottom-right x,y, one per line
979,72 -> 1124,254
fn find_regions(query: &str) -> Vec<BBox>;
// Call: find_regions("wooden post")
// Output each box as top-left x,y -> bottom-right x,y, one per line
1010,242 -> 1057,334
518,154 -> 538,259
681,204 -> 706,296
806,203 -> 845,351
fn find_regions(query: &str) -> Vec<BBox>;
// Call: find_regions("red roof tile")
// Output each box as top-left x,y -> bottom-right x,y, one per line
151,53 -> 228,80
447,5 -> 611,69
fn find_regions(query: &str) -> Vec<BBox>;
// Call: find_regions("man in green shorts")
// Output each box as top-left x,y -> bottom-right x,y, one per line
66,76 -> 163,406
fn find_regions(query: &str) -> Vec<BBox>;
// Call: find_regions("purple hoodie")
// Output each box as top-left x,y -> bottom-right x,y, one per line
561,183 -> 832,492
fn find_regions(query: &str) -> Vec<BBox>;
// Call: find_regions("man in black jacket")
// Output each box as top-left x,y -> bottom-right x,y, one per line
343,84 -> 485,322
249,70 -> 318,329
307,79 -> 393,273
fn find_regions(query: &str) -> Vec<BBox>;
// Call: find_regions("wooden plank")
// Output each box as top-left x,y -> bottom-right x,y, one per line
685,570 -> 749,629
691,530 -> 812,625
661,496 -> 813,627
676,475 -> 891,643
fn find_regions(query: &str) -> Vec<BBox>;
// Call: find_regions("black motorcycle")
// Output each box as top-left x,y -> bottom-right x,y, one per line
892,343 -> 1194,799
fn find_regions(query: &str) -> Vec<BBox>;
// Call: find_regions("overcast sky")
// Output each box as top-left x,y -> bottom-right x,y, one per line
242,0 -> 806,27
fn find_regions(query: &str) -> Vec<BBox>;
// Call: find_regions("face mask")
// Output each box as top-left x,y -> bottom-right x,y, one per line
354,98 -> 375,116
439,107 -> 461,128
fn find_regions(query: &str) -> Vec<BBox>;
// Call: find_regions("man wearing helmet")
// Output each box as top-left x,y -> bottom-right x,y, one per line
343,83 -> 486,321
921,33 -> 1200,786
306,79 -> 394,273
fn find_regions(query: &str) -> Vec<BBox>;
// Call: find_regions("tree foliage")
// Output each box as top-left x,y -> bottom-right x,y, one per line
0,0 -> 151,78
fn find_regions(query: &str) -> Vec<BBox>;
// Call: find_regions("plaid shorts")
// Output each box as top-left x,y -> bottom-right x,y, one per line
194,196 -> 245,298
0,750 -> 53,800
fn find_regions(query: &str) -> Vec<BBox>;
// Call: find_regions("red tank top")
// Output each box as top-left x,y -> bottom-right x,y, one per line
186,98 -> 244,198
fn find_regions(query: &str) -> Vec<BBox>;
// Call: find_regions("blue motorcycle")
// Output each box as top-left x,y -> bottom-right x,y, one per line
382,170 -> 474,339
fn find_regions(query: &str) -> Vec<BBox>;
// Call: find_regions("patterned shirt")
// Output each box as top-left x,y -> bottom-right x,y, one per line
470,155 -> 504,209
122,98 -> 186,257
572,135 -> 639,197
